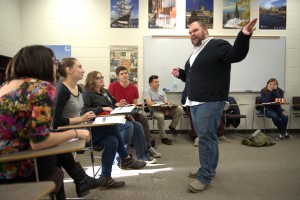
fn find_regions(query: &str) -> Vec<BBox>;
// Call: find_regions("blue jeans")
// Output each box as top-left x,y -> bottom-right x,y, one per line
118,121 -> 134,152
190,102 -> 225,185
92,125 -> 128,177
132,121 -> 149,160
115,121 -> 134,164
265,107 -> 288,135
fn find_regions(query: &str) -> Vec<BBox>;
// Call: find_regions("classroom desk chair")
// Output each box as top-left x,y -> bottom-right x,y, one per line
288,96 -> 300,128
0,139 -> 86,200
223,97 -> 248,135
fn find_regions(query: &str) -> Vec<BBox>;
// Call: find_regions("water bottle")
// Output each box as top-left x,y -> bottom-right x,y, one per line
173,82 -> 178,92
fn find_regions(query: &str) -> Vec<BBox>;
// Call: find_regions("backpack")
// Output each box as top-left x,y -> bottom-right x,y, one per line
242,130 -> 276,147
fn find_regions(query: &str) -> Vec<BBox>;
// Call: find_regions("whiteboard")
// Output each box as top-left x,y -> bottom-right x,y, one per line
143,36 -> 285,92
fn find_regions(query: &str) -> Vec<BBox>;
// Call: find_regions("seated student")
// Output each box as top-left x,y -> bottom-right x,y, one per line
260,78 -> 292,140
0,45 -> 90,199
108,66 -> 161,158
144,75 -> 184,145
53,58 -> 148,190
81,71 -> 155,164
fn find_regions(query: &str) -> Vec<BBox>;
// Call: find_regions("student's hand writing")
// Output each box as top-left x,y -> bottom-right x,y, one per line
172,68 -> 180,77
81,111 -> 96,122
118,99 -> 127,107
242,18 -> 258,35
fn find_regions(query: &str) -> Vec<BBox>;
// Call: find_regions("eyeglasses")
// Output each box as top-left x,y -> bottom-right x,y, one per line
96,76 -> 104,80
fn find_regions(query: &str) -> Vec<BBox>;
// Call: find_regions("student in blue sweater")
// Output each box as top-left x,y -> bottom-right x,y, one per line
260,78 -> 291,140
172,18 -> 258,193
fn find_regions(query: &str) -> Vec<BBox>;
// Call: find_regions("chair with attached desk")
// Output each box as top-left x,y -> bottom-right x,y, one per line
289,96 -> 300,128
143,103 -> 176,142
0,139 -> 86,200
73,139 -> 104,179
223,96 -> 248,135
252,96 -> 287,134
0,181 -> 56,200
252,96 -> 268,133
57,117 -> 125,183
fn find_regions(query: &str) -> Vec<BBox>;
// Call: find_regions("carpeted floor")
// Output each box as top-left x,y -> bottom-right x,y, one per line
64,132 -> 300,200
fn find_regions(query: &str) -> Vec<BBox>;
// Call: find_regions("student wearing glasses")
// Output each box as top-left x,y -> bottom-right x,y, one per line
81,71 -> 156,165
53,58 -> 149,192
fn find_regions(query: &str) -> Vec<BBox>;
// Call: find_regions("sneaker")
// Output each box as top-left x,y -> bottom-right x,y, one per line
144,156 -> 157,164
193,137 -> 199,147
169,125 -> 177,137
276,134 -> 283,141
284,133 -> 292,139
161,138 -> 172,145
149,147 -> 161,158
120,154 -> 146,169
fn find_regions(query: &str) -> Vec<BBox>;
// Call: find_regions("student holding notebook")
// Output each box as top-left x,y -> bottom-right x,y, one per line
53,58 -> 146,192
108,66 -> 161,158
81,71 -> 156,164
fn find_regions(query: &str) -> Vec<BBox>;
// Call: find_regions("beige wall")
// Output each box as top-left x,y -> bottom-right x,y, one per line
0,0 -> 21,56
1,0 -> 300,129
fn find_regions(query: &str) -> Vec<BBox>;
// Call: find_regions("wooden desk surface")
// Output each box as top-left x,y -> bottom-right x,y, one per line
228,103 -> 249,106
57,121 -> 120,130
0,181 -> 55,200
57,114 -> 127,130
150,103 -> 178,108
256,102 -> 289,106
0,139 -> 85,163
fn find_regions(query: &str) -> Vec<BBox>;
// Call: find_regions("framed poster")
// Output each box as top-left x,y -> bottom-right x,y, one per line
223,0 -> 250,29
259,0 -> 286,29
186,0 -> 214,28
111,0 -> 139,28
148,0 -> 176,29
110,46 -> 138,85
